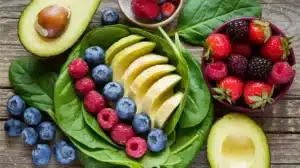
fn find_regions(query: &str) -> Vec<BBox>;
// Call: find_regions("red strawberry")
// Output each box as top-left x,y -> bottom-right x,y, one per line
213,76 -> 244,103
232,43 -> 252,57
132,0 -> 160,20
249,20 -> 271,45
244,81 -> 274,109
260,36 -> 291,62
204,62 -> 228,81
205,33 -> 232,60
269,61 -> 295,84
161,2 -> 176,17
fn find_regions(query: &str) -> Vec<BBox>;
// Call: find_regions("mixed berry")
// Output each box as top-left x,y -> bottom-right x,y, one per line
4,95 -> 76,166
68,45 -> 168,159
204,19 -> 295,109
132,0 -> 179,23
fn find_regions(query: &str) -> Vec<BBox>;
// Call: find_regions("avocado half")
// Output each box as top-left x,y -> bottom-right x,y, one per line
18,0 -> 100,57
207,113 -> 270,168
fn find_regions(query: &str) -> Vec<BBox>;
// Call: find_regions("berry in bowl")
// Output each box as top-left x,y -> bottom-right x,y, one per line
202,17 -> 296,112
118,0 -> 184,29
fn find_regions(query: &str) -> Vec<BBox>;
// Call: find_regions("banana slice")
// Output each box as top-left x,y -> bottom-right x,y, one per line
155,92 -> 184,128
129,64 -> 176,100
111,41 -> 156,82
105,35 -> 145,65
122,54 -> 168,96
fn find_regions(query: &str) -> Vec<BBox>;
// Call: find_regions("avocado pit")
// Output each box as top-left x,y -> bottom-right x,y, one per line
35,4 -> 71,38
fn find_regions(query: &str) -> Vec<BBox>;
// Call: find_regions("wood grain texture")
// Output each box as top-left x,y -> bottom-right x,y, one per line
0,0 -> 299,167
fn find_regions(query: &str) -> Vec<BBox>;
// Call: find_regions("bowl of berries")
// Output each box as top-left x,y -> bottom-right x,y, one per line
118,0 -> 183,29
202,17 -> 296,112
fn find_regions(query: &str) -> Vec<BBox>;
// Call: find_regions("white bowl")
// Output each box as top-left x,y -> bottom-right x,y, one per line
118,0 -> 184,29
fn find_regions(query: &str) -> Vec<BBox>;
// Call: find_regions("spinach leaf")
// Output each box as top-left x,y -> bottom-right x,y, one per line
171,103 -> 214,154
173,0 -> 262,45
175,34 -> 211,128
71,137 -> 142,168
168,130 -> 176,147
162,155 -> 181,166
9,57 -> 57,116
78,150 -> 122,168
156,27 -> 190,135
139,148 -> 170,168
83,109 -> 119,148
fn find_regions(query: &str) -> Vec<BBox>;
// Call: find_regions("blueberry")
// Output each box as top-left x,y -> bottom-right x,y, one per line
24,107 -> 42,126
37,121 -> 56,140
84,46 -> 105,67
103,82 -> 124,102
116,97 -> 136,121
54,140 -> 76,164
22,127 -> 38,145
102,8 -> 120,25
92,64 -> 113,84
147,129 -> 167,152
4,118 -> 25,136
7,95 -> 26,116
155,12 -> 163,22
132,113 -> 151,134
32,144 -> 52,166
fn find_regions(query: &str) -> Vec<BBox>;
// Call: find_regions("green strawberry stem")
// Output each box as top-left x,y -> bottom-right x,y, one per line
212,88 -> 232,104
248,86 -> 275,110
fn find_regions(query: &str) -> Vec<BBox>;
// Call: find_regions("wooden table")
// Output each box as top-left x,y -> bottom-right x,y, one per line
0,0 -> 299,167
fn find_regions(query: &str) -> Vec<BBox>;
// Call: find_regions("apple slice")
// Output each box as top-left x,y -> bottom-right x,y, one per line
154,92 -> 184,128
137,74 -> 182,116
105,34 -> 145,65
111,41 -> 156,82
129,64 -> 176,100
122,54 -> 169,96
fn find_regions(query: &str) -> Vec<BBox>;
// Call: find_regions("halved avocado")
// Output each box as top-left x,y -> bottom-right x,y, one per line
18,0 -> 100,57
207,113 -> 270,168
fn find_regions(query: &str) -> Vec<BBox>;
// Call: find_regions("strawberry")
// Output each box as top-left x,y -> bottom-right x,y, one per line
161,2 -> 176,17
213,76 -> 244,103
249,20 -> 271,45
260,35 -> 291,63
232,43 -> 252,57
204,33 -> 232,60
243,81 -> 274,109
132,0 -> 160,20
269,61 -> 295,84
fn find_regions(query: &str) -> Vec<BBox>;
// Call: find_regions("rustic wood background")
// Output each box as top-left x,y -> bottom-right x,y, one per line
0,0 -> 299,167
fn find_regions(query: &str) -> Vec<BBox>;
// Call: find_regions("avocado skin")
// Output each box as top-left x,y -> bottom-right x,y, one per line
18,0 -> 101,57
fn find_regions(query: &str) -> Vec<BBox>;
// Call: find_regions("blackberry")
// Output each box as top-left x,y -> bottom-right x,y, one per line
226,20 -> 249,42
247,57 -> 272,80
227,54 -> 248,78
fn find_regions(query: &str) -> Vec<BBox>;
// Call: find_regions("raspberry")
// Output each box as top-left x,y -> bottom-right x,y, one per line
270,61 -> 295,84
132,0 -> 160,20
75,77 -> 95,95
126,137 -> 148,159
111,123 -> 135,146
232,43 -> 252,57
97,108 -> 119,131
68,58 -> 89,79
161,2 -> 176,17
84,90 -> 106,114
204,62 -> 228,81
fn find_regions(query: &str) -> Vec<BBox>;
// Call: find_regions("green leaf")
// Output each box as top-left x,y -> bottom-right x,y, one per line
168,130 -> 176,147
9,57 -> 57,114
162,155 -> 181,166
83,108 -> 120,148
139,148 -> 170,168
174,0 -> 262,45
72,138 -> 142,168
175,33 -> 211,128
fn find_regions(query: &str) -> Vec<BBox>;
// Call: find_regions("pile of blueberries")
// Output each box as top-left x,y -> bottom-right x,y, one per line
4,95 -> 76,166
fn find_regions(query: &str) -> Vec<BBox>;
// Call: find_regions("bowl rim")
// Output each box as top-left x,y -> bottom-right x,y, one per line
117,0 -> 184,29
201,17 -> 296,113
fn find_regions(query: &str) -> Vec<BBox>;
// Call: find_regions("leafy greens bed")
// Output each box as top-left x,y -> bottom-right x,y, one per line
10,25 -> 213,168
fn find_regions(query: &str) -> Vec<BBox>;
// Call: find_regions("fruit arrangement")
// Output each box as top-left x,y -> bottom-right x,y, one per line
203,18 -> 296,110
5,95 -> 76,165
131,0 -> 180,23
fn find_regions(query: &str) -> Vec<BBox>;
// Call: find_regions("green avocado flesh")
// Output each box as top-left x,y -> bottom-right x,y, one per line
207,113 -> 270,168
18,0 -> 100,57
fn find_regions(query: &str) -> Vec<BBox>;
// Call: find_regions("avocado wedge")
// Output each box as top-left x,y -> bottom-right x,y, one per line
207,113 -> 270,168
18,0 -> 100,57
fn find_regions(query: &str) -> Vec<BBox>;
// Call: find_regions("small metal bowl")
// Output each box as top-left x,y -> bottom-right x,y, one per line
201,17 -> 296,113
118,0 -> 184,29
